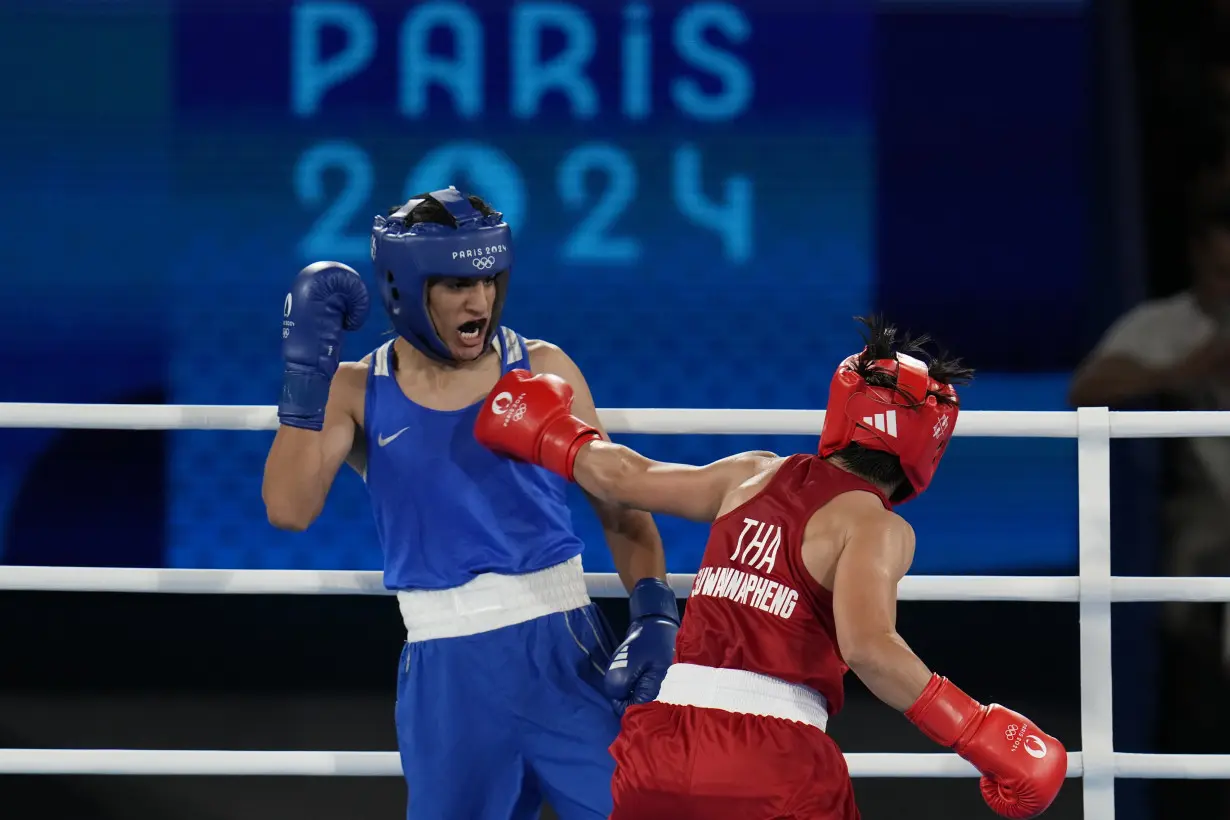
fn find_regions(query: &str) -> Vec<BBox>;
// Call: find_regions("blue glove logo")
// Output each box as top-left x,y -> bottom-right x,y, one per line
282,293 -> 294,339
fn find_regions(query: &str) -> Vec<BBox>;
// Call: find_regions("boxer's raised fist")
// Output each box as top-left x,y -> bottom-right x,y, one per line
475,369 -> 601,480
279,262 -> 370,430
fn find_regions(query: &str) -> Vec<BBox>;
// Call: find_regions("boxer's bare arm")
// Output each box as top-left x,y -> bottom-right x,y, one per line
262,360 -> 368,531
529,339 -> 666,588
572,441 -> 778,523
827,504 -> 934,711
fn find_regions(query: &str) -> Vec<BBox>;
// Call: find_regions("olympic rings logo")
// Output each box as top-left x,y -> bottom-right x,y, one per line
1005,725 -> 1019,740
472,256 -> 496,270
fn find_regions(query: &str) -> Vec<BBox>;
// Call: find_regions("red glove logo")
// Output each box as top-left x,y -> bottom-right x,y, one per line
491,391 -> 513,415
1004,724 -> 1050,760
1023,734 -> 1049,760
489,391 -> 528,423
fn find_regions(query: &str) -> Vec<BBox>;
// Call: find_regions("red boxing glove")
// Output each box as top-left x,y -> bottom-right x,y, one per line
474,369 -> 601,481
906,674 -> 1067,819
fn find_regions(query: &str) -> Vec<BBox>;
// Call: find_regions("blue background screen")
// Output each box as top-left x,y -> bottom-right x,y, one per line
0,0 -> 1089,576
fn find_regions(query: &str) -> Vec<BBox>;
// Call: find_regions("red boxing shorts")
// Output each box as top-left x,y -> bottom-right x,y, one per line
609,701 -> 860,819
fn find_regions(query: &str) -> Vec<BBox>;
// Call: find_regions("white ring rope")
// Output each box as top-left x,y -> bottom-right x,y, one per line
5,402 -> 1230,438
0,749 -> 1056,778
2,403 -> 1229,810
5,566 -> 1230,602
0,748 -> 1228,779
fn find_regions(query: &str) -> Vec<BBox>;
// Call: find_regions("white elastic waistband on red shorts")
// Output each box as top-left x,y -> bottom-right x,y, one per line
654,662 -> 830,732
396,555 -> 591,642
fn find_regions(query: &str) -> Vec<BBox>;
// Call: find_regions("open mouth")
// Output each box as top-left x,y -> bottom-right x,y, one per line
457,319 -> 487,344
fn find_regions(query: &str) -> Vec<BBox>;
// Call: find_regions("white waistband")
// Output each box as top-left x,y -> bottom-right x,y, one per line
654,663 -> 830,732
396,556 -> 591,642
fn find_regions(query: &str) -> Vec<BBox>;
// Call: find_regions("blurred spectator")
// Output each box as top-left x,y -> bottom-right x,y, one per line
1070,203 -> 1230,638
1069,199 -> 1230,814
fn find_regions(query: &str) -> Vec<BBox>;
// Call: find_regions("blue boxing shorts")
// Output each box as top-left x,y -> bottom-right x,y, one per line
393,557 -> 621,819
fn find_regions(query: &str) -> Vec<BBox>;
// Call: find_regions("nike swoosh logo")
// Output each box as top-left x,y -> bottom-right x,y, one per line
377,427 -> 411,447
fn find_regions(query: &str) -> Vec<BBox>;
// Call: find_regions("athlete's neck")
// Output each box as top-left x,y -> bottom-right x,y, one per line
392,336 -> 496,376
822,455 -> 900,499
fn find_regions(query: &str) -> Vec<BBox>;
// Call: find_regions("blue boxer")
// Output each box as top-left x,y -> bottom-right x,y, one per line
368,330 -> 626,819
269,188 -> 677,819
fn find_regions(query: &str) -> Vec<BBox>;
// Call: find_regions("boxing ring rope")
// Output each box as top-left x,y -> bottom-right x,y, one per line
4,405 -> 1230,818
5,565 -> 1230,601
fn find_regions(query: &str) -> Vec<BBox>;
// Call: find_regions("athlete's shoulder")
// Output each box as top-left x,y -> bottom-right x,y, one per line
524,337 -> 563,362
335,357 -> 370,386
729,450 -> 784,479
523,338 -> 585,379
329,357 -> 371,412
837,495 -> 914,543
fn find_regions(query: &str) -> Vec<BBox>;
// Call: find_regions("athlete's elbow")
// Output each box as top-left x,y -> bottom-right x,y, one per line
264,505 -> 311,532
839,631 -> 898,675
268,511 -> 311,532
262,490 -> 318,532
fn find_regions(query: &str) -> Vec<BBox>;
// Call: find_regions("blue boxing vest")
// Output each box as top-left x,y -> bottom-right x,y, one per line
362,328 -> 585,591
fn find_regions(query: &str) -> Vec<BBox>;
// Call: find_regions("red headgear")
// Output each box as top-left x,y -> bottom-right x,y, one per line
817,350 -> 959,503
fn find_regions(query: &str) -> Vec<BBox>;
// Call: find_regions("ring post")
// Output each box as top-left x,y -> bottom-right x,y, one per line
1078,406 -> 1115,818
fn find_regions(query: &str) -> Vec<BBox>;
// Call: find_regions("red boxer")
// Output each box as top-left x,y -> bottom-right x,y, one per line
476,315 -> 1068,819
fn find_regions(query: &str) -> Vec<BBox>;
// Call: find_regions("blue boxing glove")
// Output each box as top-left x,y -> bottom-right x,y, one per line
279,262 -> 370,430
604,577 -> 679,715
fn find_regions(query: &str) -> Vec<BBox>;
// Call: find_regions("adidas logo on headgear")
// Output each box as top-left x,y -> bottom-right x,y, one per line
862,411 -> 897,437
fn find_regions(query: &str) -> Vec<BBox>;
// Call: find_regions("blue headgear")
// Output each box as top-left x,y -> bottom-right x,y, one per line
371,186 -> 512,362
